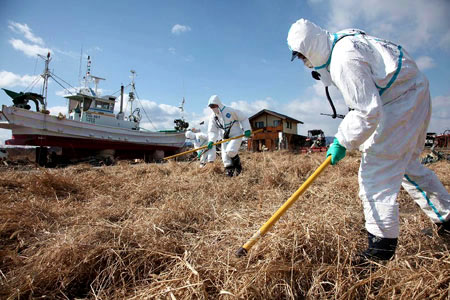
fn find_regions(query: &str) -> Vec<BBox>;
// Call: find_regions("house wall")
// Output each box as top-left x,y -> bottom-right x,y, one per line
251,114 -> 298,134
283,120 -> 297,135
248,131 -> 302,151
248,112 -> 301,151
252,114 -> 283,128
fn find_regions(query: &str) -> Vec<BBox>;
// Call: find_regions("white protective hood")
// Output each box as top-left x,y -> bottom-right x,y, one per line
208,95 -> 224,111
287,19 -> 334,86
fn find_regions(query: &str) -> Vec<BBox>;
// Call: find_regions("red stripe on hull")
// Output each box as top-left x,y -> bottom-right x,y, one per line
6,134 -> 182,152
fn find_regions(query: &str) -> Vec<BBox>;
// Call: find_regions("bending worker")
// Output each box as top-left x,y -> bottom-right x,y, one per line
207,95 -> 251,177
185,128 -> 216,168
287,19 -> 450,262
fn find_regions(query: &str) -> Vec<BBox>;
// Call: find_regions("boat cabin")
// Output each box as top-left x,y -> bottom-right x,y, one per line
65,91 -> 138,130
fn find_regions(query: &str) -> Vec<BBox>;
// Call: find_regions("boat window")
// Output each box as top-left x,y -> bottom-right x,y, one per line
95,101 -> 110,110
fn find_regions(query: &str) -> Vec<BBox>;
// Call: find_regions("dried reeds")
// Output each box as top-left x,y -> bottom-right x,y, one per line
0,151 -> 449,299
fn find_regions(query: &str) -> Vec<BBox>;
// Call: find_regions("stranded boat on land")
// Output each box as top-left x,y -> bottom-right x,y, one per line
0,53 -> 187,165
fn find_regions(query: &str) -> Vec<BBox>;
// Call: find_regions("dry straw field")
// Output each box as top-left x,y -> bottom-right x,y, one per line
0,151 -> 449,299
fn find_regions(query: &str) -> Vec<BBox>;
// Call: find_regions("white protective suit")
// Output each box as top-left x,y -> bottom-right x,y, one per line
288,19 -> 450,239
185,130 -> 216,165
207,95 -> 251,168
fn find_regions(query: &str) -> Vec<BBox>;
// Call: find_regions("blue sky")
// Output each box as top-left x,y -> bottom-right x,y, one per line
1,0 -> 449,143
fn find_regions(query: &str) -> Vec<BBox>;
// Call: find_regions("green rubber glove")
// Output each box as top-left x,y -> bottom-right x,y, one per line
244,130 -> 252,138
207,141 -> 214,149
326,138 -> 346,165
197,151 -> 202,159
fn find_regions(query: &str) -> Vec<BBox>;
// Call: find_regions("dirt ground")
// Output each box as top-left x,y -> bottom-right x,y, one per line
0,151 -> 449,299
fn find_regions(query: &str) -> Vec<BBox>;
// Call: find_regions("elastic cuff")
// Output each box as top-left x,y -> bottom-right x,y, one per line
334,133 -> 352,151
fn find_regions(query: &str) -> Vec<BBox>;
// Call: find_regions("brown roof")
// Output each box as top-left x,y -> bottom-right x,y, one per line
249,109 -> 303,124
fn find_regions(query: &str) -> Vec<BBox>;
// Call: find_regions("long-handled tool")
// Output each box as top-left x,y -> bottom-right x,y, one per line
235,155 -> 332,257
163,128 -> 264,160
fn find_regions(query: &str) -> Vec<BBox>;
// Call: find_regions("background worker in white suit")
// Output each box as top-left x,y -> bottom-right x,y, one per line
287,18 -> 450,263
207,95 -> 251,177
185,129 -> 216,167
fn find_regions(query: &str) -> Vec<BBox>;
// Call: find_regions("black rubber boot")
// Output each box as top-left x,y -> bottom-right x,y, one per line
231,155 -> 242,176
422,220 -> 450,237
354,232 -> 397,266
437,220 -> 450,237
225,166 -> 235,177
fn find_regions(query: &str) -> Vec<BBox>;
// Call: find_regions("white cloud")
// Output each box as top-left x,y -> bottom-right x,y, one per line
8,21 -> 44,45
113,95 -> 184,131
7,22 -> 77,59
168,47 -> 176,55
325,0 -> 450,52
92,46 -> 102,52
9,38 -> 51,57
184,55 -> 194,62
428,95 -> 450,134
171,24 -> 191,35
48,105 -> 67,116
229,97 -> 276,117
0,70 -> 42,88
283,84 -> 346,137
185,92 -> 345,137
55,86 -> 106,98
415,56 -> 436,71
55,87 -> 79,97
52,48 -> 79,59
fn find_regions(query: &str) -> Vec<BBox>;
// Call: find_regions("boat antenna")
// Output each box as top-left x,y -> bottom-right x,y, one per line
129,70 -> 136,114
37,51 -> 51,110
91,75 -> 105,95
78,47 -> 83,86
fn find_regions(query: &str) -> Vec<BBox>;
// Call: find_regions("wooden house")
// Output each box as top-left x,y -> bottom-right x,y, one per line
248,109 -> 306,151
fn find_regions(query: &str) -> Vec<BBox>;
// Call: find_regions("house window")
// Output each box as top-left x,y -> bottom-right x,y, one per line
273,120 -> 281,127
286,122 -> 292,129
255,121 -> 264,128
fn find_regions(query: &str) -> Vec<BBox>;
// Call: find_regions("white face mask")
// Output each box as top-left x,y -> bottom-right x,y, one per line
302,57 -> 313,69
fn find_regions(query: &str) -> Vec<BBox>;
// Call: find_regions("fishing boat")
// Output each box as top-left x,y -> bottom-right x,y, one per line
0,53 -> 188,165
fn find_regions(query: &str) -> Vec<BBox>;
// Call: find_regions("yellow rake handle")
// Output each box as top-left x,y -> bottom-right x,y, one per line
163,128 -> 263,160
235,155 -> 332,257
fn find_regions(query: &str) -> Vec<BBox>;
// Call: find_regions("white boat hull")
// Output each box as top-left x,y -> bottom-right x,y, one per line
0,105 -> 185,153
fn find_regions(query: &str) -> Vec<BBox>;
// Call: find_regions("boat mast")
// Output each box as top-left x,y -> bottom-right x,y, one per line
83,56 -> 104,96
179,97 -> 185,121
37,52 -> 51,111
129,70 -> 136,114
84,55 -> 91,87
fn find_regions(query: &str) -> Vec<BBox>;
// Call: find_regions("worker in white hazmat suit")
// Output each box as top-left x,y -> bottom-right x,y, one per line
287,19 -> 450,262
207,95 -> 252,177
185,129 -> 216,167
